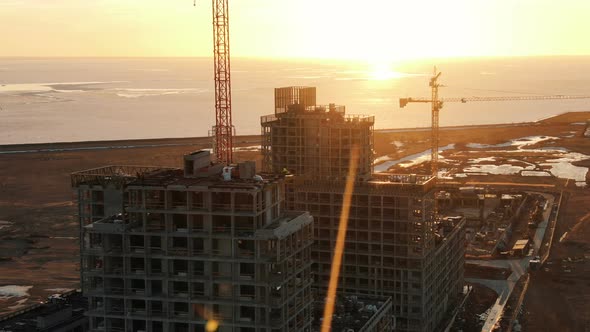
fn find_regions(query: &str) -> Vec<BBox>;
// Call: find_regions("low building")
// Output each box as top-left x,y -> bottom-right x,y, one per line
512,239 -> 530,256
312,295 -> 394,332
0,291 -> 88,332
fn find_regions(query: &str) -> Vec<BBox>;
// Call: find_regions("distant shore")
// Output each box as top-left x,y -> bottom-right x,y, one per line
0,116 -> 555,154
376,120 -> 538,134
0,135 -> 261,154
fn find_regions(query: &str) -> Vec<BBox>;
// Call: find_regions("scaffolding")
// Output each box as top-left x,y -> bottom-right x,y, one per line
262,87 -> 374,181
274,86 -> 316,114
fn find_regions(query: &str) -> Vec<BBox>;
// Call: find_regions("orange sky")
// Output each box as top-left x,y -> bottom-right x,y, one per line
1,0 -> 589,60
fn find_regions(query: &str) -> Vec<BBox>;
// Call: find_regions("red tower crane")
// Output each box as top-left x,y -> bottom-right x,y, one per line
195,0 -> 234,164
400,68 -> 590,178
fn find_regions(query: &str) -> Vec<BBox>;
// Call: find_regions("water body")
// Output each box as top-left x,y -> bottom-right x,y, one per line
0,56 -> 589,144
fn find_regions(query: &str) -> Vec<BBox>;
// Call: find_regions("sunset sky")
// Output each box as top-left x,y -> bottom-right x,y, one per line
1,0 -> 589,60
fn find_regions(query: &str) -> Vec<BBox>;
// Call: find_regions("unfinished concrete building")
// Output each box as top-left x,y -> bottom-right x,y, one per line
293,175 -> 464,332
261,87 -> 465,332
72,151 -> 314,332
261,86 -> 374,182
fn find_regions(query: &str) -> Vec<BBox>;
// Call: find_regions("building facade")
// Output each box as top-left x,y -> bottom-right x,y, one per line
293,176 -> 464,332
73,152 -> 314,332
261,87 -> 465,332
262,86 -> 374,182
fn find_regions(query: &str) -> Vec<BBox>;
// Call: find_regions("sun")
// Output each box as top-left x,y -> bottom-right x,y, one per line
368,60 -> 405,81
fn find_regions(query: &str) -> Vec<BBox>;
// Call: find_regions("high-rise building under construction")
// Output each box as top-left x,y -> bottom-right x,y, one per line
72,152 -> 314,332
261,87 -> 465,332
71,85 -> 463,332
262,86 -> 374,182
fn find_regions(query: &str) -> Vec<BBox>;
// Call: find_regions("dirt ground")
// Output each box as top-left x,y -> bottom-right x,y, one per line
0,136 -> 260,315
465,263 -> 511,280
521,192 -> 590,332
452,282 -> 499,332
0,111 -> 589,318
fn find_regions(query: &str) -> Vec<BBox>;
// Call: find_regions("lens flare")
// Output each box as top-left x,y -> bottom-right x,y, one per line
206,320 -> 219,332
321,145 -> 359,332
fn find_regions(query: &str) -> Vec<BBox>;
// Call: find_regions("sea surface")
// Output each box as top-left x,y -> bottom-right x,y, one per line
0,56 -> 589,144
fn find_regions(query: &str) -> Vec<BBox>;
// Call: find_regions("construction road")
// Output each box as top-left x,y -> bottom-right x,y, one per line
466,192 -> 555,332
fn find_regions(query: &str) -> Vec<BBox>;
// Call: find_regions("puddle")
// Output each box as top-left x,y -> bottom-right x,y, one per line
0,285 -> 32,299
391,141 -> 404,148
234,145 -> 261,152
374,144 -> 454,172
0,221 -> 13,231
464,164 -> 532,175
521,171 -> 551,177
467,136 -> 559,150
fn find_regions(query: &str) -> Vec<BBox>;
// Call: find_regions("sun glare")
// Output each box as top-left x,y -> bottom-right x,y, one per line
368,60 -> 405,81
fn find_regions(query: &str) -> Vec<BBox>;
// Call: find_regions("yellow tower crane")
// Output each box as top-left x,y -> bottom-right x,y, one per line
400,68 -> 590,179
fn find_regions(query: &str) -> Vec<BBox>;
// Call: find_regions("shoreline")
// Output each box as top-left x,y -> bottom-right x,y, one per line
0,135 -> 261,154
376,120 -> 538,134
0,115 -> 561,154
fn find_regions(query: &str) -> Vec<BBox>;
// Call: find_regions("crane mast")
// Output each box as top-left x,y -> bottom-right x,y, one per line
429,68 -> 442,177
195,0 -> 233,164
211,0 -> 233,165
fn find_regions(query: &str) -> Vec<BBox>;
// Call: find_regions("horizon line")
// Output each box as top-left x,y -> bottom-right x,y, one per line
0,54 -> 589,61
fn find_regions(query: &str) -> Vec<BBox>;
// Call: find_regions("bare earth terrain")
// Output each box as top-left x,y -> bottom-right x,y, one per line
0,112 -> 589,330
521,192 -> 590,332
0,136 -> 261,315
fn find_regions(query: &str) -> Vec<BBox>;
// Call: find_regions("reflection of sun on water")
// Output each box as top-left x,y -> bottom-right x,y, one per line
368,61 -> 404,80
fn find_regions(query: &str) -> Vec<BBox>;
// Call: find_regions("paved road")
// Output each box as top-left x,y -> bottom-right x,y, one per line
467,192 -> 555,331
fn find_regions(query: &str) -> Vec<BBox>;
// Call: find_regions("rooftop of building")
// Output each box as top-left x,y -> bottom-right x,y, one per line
312,294 -> 392,332
0,291 -> 87,332
294,173 -> 436,195
74,166 -> 434,192
266,86 -> 374,125
72,151 -> 281,190
433,215 -> 466,248
513,239 -> 530,250
262,103 -> 375,126
71,165 -> 173,188
125,168 -> 283,190
74,166 -> 275,190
